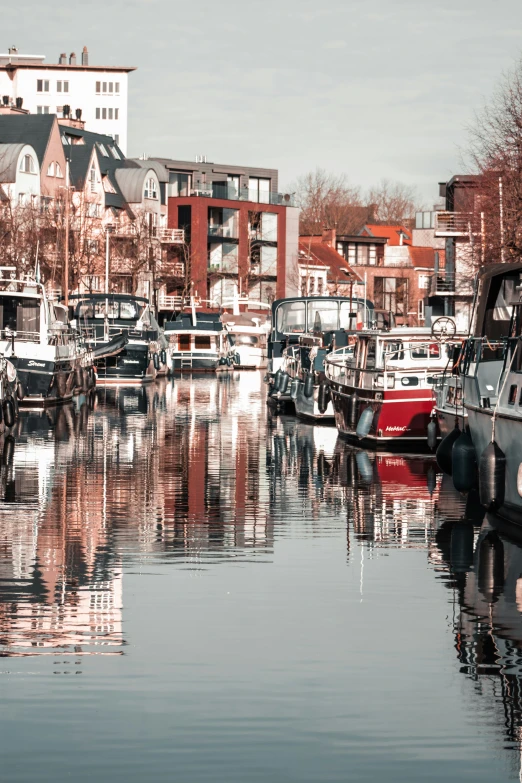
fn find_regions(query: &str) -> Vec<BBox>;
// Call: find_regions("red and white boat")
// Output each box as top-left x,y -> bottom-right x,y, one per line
325,327 -> 456,449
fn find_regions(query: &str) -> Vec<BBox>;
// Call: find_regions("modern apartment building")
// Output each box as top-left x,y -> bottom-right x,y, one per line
153,156 -> 300,308
0,46 -> 134,153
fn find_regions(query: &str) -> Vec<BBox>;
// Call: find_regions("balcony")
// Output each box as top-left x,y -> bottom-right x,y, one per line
434,212 -> 474,237
156,228 -> 184,244
108,224 -> 184,243
187,184 -> 295,207
158,293 -> 185,310
428,274 -> 455,296
208,225 -> 237,238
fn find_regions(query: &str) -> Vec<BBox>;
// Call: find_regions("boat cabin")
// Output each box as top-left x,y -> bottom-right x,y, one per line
69,294 -> 157,343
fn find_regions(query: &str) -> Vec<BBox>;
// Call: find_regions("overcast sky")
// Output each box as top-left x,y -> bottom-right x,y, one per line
3,0 -> 522,203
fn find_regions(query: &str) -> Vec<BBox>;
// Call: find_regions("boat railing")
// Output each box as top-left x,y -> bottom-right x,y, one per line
0,328 -> 40,343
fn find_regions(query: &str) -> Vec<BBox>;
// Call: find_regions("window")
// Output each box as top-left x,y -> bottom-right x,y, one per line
96,81 -> 101,94
144,177 -> 158,199
275,301 -> 306,334
56,80 -> 69,93
19,154 -> 36,174
114,134 -> 120,145
47,162 -> 55,176
178,334 -> 190,351
374,277 -> 408,315
102,108 -> 107,119
86,202 -> 100,218
509,384 -> 518,405
195,335 -> 211,350
248,177 -> 270,203
418,298 -> 425,321
108,108 -> 113,120
115,82 -> 120,94
208,207 -> 238,238
169,172 -> 192,197
109,146 -> 121,160
97,143 -> 109,157
418,274 -> 430,289
18,193 -> 25,206
115,108 -> 119,120
37,106 -> 50,114
307,301 -> 339,332
102,82 -> 107,93
89,166 -> 97,192
109,82 -> 113,93
55,163 -> 63,178
37,79 -> 49,92
96,108 -> 100,119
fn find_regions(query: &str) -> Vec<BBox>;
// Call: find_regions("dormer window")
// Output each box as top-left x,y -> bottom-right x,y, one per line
97,143 -> 109,157
20,155 -> 36,174
144,177 -> 157,199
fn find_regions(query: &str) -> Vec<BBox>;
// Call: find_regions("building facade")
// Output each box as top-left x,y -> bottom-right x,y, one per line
0,47 -> 134,153
154,157 -> 299,309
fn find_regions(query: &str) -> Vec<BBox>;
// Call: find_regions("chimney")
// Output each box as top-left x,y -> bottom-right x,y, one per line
63,104 -> 70,118
69,52 -> 76,65
15,97 -> 23,109
82,46 -> 89,66
399,231 -> 404,246
75,108 -> 82,120
59,52 -> 67,65
322,227 -> 336,248
2,96 -> 8,106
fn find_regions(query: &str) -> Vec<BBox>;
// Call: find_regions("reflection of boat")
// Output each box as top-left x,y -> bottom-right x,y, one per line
0,276 -> 93,405
326,328 -> 456,449
70,293 -> 161,385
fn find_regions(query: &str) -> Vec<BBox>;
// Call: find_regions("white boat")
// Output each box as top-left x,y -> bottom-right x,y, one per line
221,312 -> 270,369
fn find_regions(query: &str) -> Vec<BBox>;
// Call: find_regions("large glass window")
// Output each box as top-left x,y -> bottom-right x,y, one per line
260,246 -> 277,274
276,301 -> 306,334
340,301 -> 360,330
0,297 -> 40,335
249,177 -> 270,203
169,172 -> 192,197
208,207 -> 238,238
374,277 -> 408,315
261,212 -> 278,241
208,242 -> 238,273
307,300 -> 339,333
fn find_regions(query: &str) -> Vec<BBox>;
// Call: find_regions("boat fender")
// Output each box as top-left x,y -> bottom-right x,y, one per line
226,356 -> 232,367
2,435 -> 14,466
235,352 -> 241,365
16,381 -> 25,401
452,430 -> 476,494
318,383 -> 331,414
219,357 -> 227,366
153,353 -> 160,371
348,393 -> 358,429
355,451 -> 373,483
427,419 -> 437,451
3,397 -> 15,429
356,407 -> 374,440
279,372 -> 289,395
303,372 -> 314,399
290,378 -> 299,401
273,369 -> 283,392
435,425 -> 460,475
479,440 -> 506,510
160,349 -> 167,365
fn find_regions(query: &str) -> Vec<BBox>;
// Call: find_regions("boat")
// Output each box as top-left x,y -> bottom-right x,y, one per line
69,293 -> 160,385
265,295 -> 372,413
221,312 -> 270,370
0,275 -> 94,406
164,307 -> 224,372
458,262 -> 522,521
432,362 -> 467,438
325,326 -> 459,449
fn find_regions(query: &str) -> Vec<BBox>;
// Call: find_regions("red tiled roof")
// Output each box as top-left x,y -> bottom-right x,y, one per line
298,239 -> 362,283
409,247 -> 445,268
359,224 -> 412,246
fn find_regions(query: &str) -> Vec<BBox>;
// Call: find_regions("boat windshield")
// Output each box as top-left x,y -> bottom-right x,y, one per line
78,299 -> 144,322
0,296 -> 40,335
307,300 -> 339,333
276,301 -> 306,334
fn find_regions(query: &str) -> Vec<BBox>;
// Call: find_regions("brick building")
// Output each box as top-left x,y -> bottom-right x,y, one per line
153,157 -> 299,309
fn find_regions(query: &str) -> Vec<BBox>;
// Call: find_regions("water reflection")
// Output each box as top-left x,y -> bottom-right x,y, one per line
3,372 -> 522,780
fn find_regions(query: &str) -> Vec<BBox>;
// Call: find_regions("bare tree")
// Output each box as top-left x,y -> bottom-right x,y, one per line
289,168 -> 372,235
365,179 -> 422,225
467,56 -> 522,263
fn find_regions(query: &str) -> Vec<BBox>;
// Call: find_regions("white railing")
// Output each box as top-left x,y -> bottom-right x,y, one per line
156,228 -> 184,244
435,212 -> 474,235
158,293 -> 185,310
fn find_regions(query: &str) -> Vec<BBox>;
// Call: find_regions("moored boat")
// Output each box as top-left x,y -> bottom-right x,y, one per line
325,327 -> 457,449
165,309 -> 224,373
221,312 -> 270,370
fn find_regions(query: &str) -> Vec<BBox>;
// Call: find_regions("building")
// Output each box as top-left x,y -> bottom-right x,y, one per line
0,141 -> 40,204
0,46 -> 134,153
152,156 -> 300,309
423,176 -> 481,330
333,225 -> 441,325
298,231 -> 362,296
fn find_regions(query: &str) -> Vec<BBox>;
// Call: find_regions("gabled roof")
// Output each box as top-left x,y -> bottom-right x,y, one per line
359,224 -> 412,246
299,237 -> 362,283
0,113 -> 56,165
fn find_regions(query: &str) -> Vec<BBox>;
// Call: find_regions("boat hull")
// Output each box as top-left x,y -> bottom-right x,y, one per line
171,354 -> 219,373
12,357 -> 85,407
94,342 -> 153,385
330,383 -> 435,450
294,380 -> 334,422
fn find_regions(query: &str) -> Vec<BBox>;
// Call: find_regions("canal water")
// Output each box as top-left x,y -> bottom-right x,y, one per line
1,372 -> 522,782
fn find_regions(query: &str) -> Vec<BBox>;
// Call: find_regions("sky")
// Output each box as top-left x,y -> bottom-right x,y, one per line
3,0 -> 522,204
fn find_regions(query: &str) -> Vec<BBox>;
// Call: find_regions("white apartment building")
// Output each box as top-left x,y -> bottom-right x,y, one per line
0,46 -> 135,153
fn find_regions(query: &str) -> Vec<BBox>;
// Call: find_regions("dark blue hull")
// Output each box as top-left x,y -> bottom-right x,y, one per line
94,342 -> 152,384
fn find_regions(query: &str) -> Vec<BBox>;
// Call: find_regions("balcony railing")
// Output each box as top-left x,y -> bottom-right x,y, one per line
158,293 -> 185,310
109,224 -> 184,243
434,212 -> 474,236
188,184 -> 295,207
208,225 -> 237,238
428,274 -> 455,296
156,228 -> 184,244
